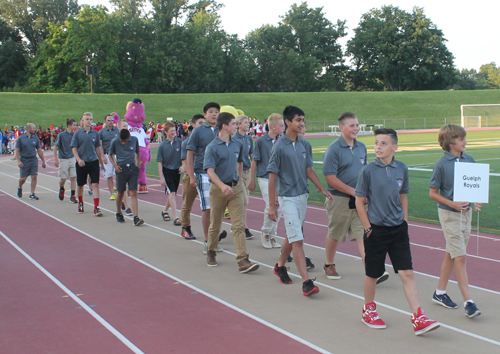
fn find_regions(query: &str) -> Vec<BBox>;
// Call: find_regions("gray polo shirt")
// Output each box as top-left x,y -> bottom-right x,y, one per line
355,158 -> 410,227
54,131 -> 75,159
70,128 -> 101,162
181,137 -> 190,161
157,137 -> 183,170
267,135 -> 313,197
187,122 -> 219,174
253,134 -> 279,179
15,133 -> 40,161
323,136 -> 367,197
429,151 -> 475,212
109,136 -> 139,165
98,126 -> 119,154
232,131 -> 253,170
204,136 -> 244,184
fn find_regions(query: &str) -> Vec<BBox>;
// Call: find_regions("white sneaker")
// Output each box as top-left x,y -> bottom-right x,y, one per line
270,237 -> 281,248
261,234 -> 272,249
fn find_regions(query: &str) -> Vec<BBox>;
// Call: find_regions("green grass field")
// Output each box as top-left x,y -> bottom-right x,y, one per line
146,130 -> 500,234
2,90 -> 500,131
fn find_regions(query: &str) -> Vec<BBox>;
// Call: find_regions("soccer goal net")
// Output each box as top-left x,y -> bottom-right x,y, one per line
461,104 -> 500,127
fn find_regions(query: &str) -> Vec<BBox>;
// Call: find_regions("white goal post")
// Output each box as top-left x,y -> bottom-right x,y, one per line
461,104 -> 500,127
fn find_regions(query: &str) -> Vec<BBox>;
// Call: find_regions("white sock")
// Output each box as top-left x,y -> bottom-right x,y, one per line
464,299 -> 474,307
435,289 -> 446,296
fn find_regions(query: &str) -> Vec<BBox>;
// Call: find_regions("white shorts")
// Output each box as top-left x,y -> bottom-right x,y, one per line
279,193 -> 308,243
102,154 -> 115,179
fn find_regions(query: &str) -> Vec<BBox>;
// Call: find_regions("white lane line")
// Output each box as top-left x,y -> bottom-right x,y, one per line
5,191 -> 500,347
0,229 -> 144,354
1,191 -> 331,354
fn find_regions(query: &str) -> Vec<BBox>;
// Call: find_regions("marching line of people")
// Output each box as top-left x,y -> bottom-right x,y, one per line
12,101 -> 483,336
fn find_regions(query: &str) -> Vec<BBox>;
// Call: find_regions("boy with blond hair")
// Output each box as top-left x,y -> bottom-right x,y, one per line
429,124 -> 481,318
232,115 -> 254,239
249,113 -> 285,249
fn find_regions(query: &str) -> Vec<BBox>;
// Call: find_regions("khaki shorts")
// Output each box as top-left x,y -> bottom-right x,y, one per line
240,169 -> 251,205
58,157 -> 76,179
438,208 -> 471,259
325,195 -> 364,241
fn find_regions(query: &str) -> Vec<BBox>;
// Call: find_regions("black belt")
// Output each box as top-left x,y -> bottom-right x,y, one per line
120,163 -> 135,167
223,180 -> 238,187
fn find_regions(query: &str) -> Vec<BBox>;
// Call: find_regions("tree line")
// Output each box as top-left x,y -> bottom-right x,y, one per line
0,0 -> 499,93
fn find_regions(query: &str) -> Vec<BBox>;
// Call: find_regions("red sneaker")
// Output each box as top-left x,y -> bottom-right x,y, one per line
69,196 -> 77,204
362,302 -> 386,329
78,202 -> 84,214
411,308 -> 440,335
59,187 -> 65,201
94,207 -> 103,217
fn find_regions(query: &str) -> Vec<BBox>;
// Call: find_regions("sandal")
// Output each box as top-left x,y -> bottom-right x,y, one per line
161,211 -> 170,221
173,218 -> 182,226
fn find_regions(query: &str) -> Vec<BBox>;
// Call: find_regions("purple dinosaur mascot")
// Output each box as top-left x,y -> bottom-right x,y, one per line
124,98 -> 151,193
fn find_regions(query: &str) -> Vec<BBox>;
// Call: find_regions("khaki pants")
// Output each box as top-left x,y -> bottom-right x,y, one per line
207,183 -> 248,261
241,169 -> 251,205
181,174 -> 198,228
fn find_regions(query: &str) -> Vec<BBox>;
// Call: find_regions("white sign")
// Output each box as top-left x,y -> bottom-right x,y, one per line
453,162 -> 489,203
167,117 -> 173,121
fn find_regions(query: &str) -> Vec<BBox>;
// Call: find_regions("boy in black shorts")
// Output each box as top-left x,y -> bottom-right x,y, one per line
71,112 -> 104,216
158,122 -> 183,225
109,121 -> 143,226
355,128 -> 440,336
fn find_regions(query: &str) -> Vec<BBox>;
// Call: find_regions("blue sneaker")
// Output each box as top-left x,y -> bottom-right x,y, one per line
432,291 -> 458,309
29,194 -> 39,200
17,188 -> 22,198
465,302 -> 481,318
88,189 -> 93,195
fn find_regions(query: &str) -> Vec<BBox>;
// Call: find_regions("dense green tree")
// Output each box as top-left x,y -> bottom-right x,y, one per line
347,5 -> 456,91
29,5 -> 122,93
0,19 -> 27,89
246,2 -> 346,92
0,0 -> 79,55
479,62 -> 500,89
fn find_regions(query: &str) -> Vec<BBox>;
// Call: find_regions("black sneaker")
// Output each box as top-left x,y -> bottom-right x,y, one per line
59,187 -> 65,201
17,187 -> 22,198
302,279 -> 319,296
465,302 -> 481,318
133,216 -> 144,226
121,202 -> 126,211
245,228 -> 254,240
432,291 -> 458,309
273,263 -> 293,284
287,255 -> 294,263
305,256 -> 315,271
29,194 -> 39,200
219,230 -> 227,241
116,213 -> 125,223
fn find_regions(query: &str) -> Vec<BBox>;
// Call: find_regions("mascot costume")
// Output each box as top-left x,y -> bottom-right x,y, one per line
124,98 -> 151,193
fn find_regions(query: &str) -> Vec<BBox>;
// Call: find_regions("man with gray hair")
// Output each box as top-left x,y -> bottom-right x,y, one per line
15,123 -> 46,200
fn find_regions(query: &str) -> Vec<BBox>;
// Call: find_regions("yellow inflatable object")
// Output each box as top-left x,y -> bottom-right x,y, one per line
237,109 -> 245,116
220,105 -> 239,117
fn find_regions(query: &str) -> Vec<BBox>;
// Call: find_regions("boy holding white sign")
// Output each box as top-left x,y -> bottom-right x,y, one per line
429,124 -> 482,318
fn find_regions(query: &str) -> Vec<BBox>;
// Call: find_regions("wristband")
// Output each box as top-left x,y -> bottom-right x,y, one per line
364,228 -> 372,235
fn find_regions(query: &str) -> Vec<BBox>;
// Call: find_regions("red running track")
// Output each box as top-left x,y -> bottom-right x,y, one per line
0,195 -> 320,354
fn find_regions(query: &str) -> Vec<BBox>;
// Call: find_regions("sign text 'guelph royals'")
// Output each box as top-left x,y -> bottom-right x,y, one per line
463,175 -> 481,189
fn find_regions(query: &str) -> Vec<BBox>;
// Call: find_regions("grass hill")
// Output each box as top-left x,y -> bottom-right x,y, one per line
1,90 -> 499,131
